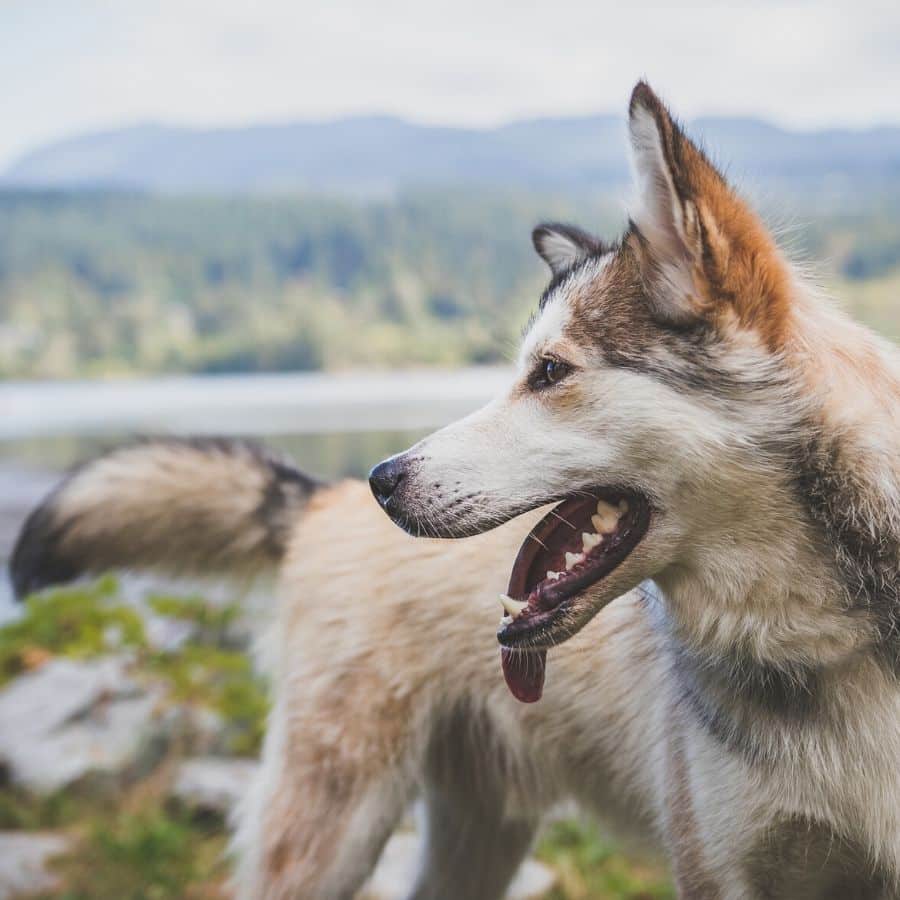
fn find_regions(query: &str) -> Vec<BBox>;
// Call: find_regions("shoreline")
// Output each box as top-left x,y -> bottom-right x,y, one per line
0,366 -> 511,440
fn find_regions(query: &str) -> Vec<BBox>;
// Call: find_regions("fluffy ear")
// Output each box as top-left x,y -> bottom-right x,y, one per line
532,223 -> 604,276
627,81 -> 792,346
629,85 -> 702,267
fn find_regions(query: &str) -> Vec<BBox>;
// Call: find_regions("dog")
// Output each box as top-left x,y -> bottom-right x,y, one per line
12,82 -> 900,899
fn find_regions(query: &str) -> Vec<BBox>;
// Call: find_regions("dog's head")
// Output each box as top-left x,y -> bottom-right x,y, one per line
370,83 -> 800,696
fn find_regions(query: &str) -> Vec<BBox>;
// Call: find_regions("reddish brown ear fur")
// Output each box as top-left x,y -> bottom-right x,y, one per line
628,82 -> 793,350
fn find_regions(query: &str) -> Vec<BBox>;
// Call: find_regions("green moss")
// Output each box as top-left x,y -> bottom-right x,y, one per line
1,580 -> 269,754
147,644 -> 268,756
40,808 -> 229,900
147,593 -> 241,642
538,820 -> 674,900
144,593 -> 269,753
0,577 -> 268,755
0,786 -> 90,831
0,577 -> 145,686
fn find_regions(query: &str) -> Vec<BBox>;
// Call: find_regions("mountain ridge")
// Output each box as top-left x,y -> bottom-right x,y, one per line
5,113 -> 900,193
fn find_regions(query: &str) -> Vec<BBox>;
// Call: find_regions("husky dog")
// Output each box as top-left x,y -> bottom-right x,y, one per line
12,83 -> 900,899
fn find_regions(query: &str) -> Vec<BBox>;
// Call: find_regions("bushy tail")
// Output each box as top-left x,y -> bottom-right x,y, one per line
11,437 -> 322,600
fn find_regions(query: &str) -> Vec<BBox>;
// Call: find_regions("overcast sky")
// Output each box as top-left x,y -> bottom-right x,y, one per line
2,0 -> 899,169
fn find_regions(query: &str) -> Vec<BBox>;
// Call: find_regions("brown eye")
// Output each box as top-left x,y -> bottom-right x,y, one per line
533,357 -> 571,389
545,359 -> 563,383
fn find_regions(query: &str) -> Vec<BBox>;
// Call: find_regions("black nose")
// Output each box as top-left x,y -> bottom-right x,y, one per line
369,457 -> 406,508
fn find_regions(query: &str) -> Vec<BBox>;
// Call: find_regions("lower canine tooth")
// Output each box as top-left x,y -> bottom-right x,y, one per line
499,594 -> 528,620
546,570 -> 561,581
565,551 -> 584,570
582,532 -> 601,552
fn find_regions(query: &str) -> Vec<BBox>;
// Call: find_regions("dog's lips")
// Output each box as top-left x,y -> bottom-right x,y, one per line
498,489 -> 650,702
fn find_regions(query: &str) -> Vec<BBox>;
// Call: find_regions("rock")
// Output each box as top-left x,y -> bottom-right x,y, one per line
122,572 -> 264,651
0,656 -> 137,738
174,704 -> 230,755
0,656 -> 166,792
359,832 -> 556,900
140,609 -> 196,653
0,832 -> 69,899
170,756 -> 258,816
507,857 -> 558,898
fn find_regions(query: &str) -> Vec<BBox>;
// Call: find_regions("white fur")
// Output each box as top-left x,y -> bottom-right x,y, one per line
628,100 -> 700,319
533,228 -> 591,274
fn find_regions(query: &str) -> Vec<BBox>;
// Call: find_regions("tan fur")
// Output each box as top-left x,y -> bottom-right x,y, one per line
57,444 -> 276,569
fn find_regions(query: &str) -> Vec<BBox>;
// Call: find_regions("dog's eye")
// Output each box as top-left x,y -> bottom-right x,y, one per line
532,357 -> 571,389
544,359 -> 566,383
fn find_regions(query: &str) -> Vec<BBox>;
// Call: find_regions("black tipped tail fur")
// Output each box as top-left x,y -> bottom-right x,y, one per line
11,437 -> 322,600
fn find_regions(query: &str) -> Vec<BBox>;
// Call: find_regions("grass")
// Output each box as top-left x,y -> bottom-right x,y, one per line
17,803 -> 673,900
0,576 -> 145,687
146,594 -> 242,646
0,785 -> 104,832
538,821 -> 674,900
146,591 -> 269,755
26,807 -> 230,900
5,794 -> 672,900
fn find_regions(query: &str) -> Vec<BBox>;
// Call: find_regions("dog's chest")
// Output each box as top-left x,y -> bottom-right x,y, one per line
742,816 -> 891,899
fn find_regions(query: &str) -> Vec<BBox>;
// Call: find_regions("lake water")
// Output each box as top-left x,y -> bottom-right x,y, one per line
0,366 -> 512,618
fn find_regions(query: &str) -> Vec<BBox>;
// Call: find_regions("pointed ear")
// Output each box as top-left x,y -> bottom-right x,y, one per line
628,83 -> 705,271
532,223 -> 604,277
627,81 -> 792,346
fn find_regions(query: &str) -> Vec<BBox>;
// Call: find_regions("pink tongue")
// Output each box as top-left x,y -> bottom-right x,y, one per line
501,648 -> 547,703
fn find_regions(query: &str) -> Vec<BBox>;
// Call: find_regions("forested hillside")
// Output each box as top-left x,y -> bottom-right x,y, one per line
1,188 -> 898,379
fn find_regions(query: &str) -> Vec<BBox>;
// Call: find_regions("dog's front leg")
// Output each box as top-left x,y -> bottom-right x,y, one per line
405,706 -> 541,900
407,780 -> 537,900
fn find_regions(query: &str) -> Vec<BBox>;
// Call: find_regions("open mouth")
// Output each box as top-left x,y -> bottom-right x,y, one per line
498,489 -> 651,703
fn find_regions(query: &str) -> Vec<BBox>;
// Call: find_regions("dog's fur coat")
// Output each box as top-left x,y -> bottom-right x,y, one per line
11,84 -> 900,899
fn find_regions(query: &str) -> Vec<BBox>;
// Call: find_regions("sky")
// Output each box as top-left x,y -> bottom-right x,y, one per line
2,0 -> 899,169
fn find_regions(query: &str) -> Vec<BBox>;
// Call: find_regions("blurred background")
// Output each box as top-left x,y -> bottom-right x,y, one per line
1,2 -> 898,897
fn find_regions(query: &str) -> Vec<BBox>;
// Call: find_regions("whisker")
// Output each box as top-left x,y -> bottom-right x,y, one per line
548,509 -> 577,530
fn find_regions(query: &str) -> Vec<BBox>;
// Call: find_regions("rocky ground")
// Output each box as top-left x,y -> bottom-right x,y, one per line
0,469 -> 672,899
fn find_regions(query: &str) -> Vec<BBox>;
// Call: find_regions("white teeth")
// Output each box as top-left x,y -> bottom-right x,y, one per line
582,531 -> 601,552
595,499 -> 620,518
565,551 -> 585,570
591,512 -> 619,534
499,594 -> 528,620
546,570 -> 561,581
592,500 -> 620,534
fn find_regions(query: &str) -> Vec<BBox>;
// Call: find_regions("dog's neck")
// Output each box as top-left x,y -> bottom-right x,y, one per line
654,477 -> 861,672
653,300 -> 900,753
